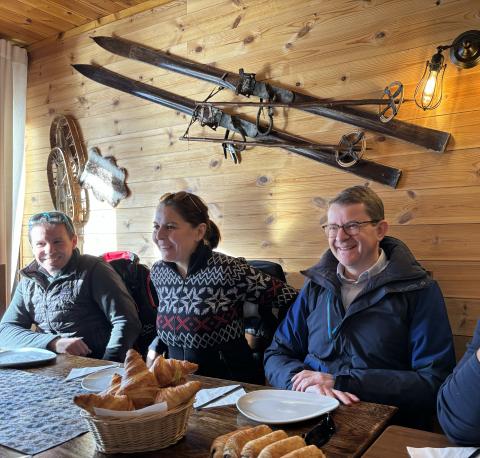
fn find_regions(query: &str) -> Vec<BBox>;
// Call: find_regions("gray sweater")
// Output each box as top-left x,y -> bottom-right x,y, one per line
0,249 -> 141,362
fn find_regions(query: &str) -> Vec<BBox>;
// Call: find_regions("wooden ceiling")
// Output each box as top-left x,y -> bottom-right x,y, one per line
0,0 -> 171,48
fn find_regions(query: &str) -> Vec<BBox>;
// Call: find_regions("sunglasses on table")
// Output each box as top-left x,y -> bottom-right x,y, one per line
302,413 -> 336,447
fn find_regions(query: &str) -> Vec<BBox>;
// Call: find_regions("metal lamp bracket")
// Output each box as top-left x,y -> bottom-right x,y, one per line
450,30 -> 480,69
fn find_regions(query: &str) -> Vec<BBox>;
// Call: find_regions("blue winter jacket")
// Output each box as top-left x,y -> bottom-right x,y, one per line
437,320 -> 480,446
265,236 -> 455,414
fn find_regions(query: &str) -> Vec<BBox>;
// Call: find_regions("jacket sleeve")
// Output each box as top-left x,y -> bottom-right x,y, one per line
437,320 -> 480,446
334,282 -> 456,411
148,335 -> 168,354
90,262 -> 142,362
0,280 -> 58,349
264,282 -> 314,388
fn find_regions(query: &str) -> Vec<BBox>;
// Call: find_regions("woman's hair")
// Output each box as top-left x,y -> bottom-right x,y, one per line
158,191 -> 221,248
329,185 -> 385,221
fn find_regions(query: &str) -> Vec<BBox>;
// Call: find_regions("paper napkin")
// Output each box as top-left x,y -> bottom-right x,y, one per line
64,364 -> 118,382
407,446 -> 479,458
94,401 -> 168,418
193,384 -> 246,409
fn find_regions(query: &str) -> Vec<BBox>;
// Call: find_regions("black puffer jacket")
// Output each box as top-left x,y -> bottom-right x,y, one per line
0,249 -> 141,362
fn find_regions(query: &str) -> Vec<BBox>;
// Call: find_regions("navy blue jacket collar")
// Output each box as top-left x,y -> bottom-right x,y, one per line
302,236 -> 429,294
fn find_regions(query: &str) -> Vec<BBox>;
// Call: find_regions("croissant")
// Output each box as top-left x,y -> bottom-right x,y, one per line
210,427 -> 250,458
224,425 -> 272,458
257,436 -> 306,458
116,349 -> 159,408
150,355 -> 198,387
73,393 -> 134,415
154,380 -> 202,409
103,372 -> 123,396
281,445 -> 326,458
240,430 -> 289,458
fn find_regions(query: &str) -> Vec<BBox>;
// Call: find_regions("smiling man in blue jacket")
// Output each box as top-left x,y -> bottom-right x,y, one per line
437,320 -> 480,445
264,185 -> 455,428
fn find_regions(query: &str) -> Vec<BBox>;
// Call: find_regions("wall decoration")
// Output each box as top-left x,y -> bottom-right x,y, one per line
79,147 -> 129,208
92,35 -> 449,153
73,63 -> 401,188
48,115 -> 88,225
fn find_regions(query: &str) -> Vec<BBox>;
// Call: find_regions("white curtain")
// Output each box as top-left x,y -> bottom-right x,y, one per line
0,40 -> 28,303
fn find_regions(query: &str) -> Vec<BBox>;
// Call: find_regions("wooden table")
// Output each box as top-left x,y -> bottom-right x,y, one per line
362,425 -> 453,457
1,354 -> 397,457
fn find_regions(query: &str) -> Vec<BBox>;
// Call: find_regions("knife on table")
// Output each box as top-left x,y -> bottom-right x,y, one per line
195,385 -> 244,410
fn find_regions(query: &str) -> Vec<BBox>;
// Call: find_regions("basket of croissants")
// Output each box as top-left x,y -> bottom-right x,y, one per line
73,349 -> 202,454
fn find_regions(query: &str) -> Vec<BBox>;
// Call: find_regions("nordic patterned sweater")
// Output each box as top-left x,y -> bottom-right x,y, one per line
149,243 -> 298,351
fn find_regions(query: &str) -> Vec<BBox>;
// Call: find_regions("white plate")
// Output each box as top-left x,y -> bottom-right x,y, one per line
0,347 -> 57,368
81,366 -> 125,392
236,389 -> 339,424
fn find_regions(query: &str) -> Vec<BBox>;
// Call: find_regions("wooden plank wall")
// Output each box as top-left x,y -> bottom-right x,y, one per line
24,0 -> 480,359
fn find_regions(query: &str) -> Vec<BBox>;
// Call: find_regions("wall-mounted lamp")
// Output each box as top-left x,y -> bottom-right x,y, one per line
414,30 -> 480,110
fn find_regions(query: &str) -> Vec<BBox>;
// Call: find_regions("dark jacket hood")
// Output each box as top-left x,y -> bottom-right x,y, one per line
302,236 -> 429,292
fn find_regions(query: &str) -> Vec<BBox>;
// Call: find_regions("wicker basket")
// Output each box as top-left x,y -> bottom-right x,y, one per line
81,399 -> 194,454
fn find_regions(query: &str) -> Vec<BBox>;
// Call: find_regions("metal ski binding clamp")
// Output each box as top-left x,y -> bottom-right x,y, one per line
236,68 -> 257,96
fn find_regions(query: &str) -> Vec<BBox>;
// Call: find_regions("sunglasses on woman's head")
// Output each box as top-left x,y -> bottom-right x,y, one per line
159,191 -> 203,213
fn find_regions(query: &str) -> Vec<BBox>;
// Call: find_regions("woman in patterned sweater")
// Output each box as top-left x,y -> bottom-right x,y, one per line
146,191 -> 298,384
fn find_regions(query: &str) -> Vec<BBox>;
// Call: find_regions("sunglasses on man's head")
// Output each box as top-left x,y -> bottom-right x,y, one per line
28,211 -> 75,234
303,413 -> 336,447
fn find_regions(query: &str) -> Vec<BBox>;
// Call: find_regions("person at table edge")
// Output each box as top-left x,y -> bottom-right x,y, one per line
146,191 -> 298,384
264,185 -> 455,428
437,319 -> 480,446
0,211 -> 141,362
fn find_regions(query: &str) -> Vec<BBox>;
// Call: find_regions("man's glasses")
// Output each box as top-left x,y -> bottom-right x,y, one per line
322,220 -> 379,238
28,211 -> 76,235
160,191 -> 204,214
303,413 -> 336,447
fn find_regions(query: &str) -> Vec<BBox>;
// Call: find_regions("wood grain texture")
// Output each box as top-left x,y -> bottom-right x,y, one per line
362,425 -> 451,458
0,354 -> 396,458
21,0 -> 480,360
0,0 -> 177,46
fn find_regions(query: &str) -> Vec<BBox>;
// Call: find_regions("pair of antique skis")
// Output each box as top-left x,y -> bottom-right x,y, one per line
73,36 -> 449,187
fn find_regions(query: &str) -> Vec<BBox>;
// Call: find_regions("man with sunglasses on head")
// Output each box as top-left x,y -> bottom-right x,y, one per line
265,185 -> 455,428
0,211 -> 141,362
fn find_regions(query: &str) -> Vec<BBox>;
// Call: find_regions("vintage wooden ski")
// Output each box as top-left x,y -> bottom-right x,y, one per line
73,64 -> 401,187
92,35 -> 450,152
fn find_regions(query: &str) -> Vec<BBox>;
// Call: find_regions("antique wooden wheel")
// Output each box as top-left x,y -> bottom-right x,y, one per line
46,147 -> 81,221
48,115 -> 88,224
49,115 -> 87,180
